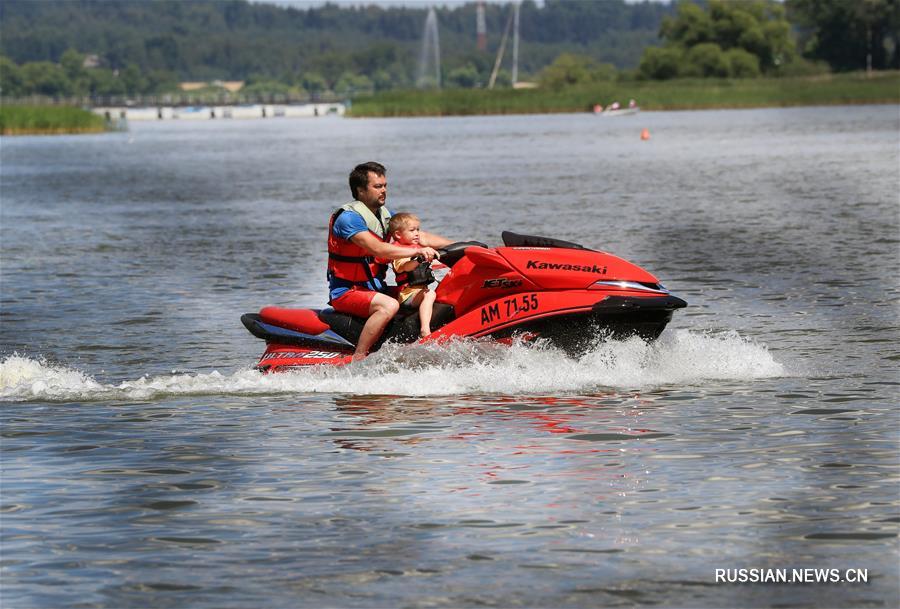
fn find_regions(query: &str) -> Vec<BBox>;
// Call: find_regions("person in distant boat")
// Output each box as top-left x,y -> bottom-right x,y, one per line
328,161 -> 451,361
629,99 -> 637,108
388,212 -> 438,338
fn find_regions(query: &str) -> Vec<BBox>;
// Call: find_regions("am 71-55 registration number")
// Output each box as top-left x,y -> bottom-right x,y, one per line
480,294 -> 539,325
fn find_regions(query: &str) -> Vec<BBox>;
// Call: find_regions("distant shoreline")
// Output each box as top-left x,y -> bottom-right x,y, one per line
351,98 -> 899,119
347,72 -> 900,118
3,72 -> 896,134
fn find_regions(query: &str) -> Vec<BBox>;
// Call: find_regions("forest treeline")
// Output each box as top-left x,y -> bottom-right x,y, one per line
0,0 -> 672,97
0,0 -> 897,100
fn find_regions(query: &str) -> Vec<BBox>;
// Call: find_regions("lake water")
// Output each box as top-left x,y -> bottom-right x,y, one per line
1,106 -> 898,608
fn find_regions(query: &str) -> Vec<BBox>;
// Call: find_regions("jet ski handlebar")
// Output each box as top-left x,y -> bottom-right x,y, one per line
436,241 -> 489,267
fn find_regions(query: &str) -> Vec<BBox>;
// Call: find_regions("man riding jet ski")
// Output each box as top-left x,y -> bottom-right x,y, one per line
242,231 -> 688,372
324,161 -> 451,361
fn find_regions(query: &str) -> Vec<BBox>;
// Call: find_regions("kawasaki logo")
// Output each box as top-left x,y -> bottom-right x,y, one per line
526,260 -> 607,274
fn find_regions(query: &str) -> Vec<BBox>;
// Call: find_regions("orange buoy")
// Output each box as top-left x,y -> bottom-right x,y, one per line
640,128 -> 650,140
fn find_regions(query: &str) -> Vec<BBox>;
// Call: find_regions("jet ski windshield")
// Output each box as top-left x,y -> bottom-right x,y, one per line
501,231 -> 586,250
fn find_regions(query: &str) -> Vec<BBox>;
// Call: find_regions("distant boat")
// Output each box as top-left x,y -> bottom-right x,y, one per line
594,100 -> 640,117
601,106 -> 639,117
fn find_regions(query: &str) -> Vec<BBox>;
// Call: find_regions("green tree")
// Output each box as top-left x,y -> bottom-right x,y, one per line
787,0 -> 900,71
144,35 -> 181,71
638,46 -> 682,80
20,61 -> 70,96
371,69 -> 394,92
334,71 -> 372,96
659,2 -> 713,48
725,48 -> 761,77
59,49 -> 85,81
301,72 -> 327,95
88,68 -> 126,96
683,43 -> 730,77
145,69 -> 180,94
241,79 -> 291,97
588,61 -> 618,82
120,63 -> 146,94
0,55 -> 25,96
538,53 -> 615,88
643,0 -> 795,78
446,63 -> 481,88
309,51 -> 353,89
60,49 -> 93,95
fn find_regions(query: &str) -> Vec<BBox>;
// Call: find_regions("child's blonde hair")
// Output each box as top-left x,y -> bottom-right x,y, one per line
388,212 -> 419,237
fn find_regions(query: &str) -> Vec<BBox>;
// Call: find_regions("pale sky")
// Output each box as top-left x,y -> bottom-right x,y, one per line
253,1 -> 666,7
253,1 -> 540,6
257,1 -> 529,5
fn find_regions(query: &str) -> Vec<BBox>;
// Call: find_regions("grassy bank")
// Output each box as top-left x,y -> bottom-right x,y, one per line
0,105 -> 107,135
349,72 -> 900,117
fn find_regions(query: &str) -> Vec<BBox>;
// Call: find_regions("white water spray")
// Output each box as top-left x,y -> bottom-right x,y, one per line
1,330 -> 788,403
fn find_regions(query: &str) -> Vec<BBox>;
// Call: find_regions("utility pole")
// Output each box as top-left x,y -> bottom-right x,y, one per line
511,1 -> 520,86
476,1 -> 487,52
488,8 -> 513,89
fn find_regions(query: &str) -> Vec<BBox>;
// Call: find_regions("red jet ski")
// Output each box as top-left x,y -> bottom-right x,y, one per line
242,232 -> 687,372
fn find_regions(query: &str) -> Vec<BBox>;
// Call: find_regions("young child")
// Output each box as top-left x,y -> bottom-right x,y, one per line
387,212 -> 438,337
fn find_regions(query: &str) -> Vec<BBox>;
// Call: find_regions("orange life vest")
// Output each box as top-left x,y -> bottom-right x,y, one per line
327,202 -> 391,286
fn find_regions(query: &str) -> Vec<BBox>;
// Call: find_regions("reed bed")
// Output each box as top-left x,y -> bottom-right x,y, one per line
0,105 -> 107,135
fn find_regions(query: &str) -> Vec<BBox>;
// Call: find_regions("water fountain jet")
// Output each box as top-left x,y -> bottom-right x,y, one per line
417,7 -> 441,89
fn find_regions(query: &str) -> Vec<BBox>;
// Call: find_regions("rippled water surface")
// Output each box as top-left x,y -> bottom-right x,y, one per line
2,106 -> 898,608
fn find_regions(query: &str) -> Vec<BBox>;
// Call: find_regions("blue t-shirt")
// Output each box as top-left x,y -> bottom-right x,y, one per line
328,207 -> 391,301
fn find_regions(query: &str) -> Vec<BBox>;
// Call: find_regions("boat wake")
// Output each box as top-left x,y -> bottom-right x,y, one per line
0,330 -> 787,403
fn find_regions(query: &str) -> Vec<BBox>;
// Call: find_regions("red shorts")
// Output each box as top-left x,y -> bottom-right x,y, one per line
330,288 -> 377,318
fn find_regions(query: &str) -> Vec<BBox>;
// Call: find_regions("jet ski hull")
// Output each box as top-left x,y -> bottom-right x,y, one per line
243,291 -> 685,372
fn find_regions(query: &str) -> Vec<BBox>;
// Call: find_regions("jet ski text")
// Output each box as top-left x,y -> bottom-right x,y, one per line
526,260 -> 607,274
481,294 -> 540,324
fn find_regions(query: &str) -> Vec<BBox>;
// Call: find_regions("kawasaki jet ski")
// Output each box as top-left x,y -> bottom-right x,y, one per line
242,232 -> 687,372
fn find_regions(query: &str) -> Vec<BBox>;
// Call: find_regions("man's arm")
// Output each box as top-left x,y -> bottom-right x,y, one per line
334,210 -> 440,261
419,231 -> 453,249
350,231 -> 439,261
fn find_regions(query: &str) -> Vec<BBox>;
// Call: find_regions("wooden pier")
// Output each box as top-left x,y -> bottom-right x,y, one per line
93,102 -> 346,122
